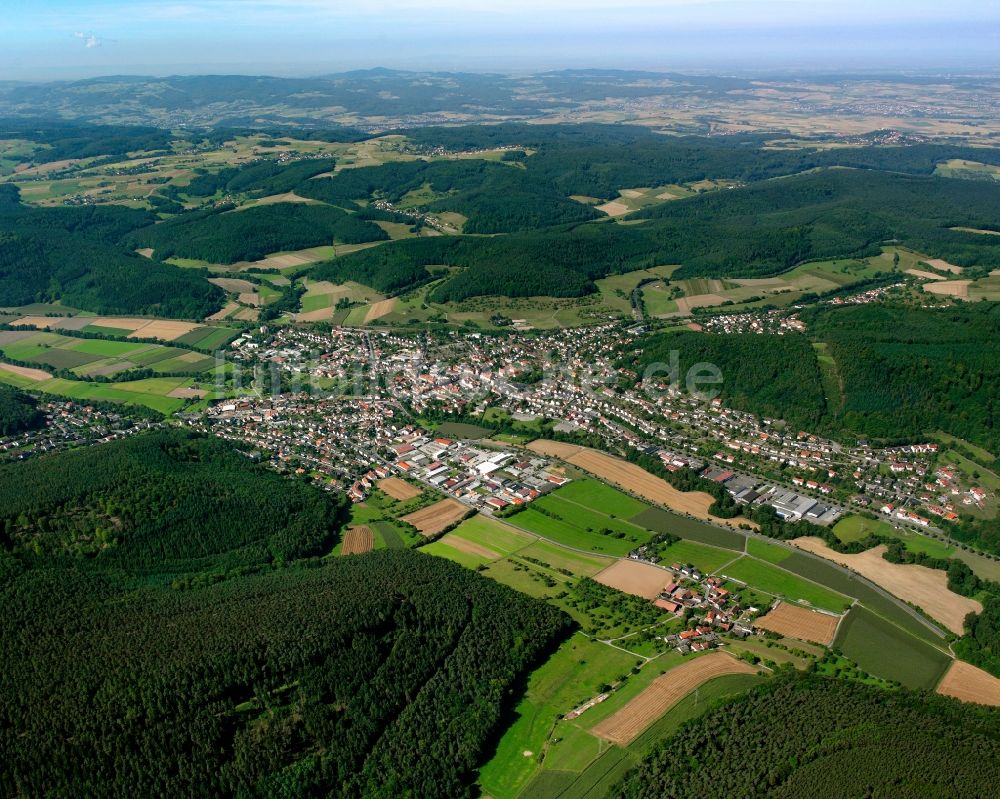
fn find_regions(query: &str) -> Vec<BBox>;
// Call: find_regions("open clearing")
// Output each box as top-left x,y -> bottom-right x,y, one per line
341,526 -> 374,555
755,601 -> 840,645
401,497 -> 468,536
591,653 -> 758,745
936,660 -> 1000,707
593,559 -> 671,599
377,477 -> 422,501
527,440 -> 748,527
791,537 -> 981,634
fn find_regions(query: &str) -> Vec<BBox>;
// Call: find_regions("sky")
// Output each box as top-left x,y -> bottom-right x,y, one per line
1,0 -> 998,79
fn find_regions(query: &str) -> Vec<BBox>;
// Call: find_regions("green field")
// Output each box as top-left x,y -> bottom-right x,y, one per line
746,537 -> 792,564
833,514 -> 896,543
833,606 -> 951,689
656,539 -> 738,574
723,557 -> 853,612
629,507 -> 745,550
450,515 -> 535,555
512,539 -> 615,576
553,478 -> 649,519
477,635 -> 639,799
511,506 -> 640,557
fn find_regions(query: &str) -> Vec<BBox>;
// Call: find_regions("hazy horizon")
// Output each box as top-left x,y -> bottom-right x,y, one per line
2,0 -> 998,81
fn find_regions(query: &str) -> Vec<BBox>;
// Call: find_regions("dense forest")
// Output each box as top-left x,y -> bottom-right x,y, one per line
626,330 -> 828,430
0,429 -> 350,577
611,672 -> 1000,799
0,550 -> 571,798
0,185 -> 223,317
125,202 -> 387,264
804,302 -> 1000,455
310,168 -> 1000,302
0,385 -> 44,436
296,158 -> 602,233
171,157 -> 338,199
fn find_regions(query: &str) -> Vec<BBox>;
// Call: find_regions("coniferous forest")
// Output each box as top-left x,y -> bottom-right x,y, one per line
0,430 -> 572,797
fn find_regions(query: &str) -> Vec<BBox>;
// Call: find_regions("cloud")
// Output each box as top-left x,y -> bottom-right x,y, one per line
74,31 -> 102,49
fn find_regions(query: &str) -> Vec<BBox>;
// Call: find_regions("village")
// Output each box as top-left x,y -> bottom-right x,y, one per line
206,321 -> 993,535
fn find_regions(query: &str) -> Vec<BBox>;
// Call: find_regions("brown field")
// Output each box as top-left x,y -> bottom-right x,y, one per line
791,538 -> 981,634
526,440 -> 750,527
597,201 -> 630,217
363,298 -> 397,323
341,526 -> 375,555
128,320 -> 201,341
591,653 -> 758,744
755,601 -> 840,645
11,315 -> 73,329
238,292 -> 261,306
208,302 -> 239,321
402,498 -> 469,536
378,477 -> 422,501
253,251 -> 325,269
135,247 -> 155,258
233,308 -> 259,321
924,279 -> 972,298
594,559 -> 671,599
674,294 -> 728,314
0,361 -> 50,381
924,258 -> 965,274
936,660 -> 1000,707
208,277 -> 256,294
905,269 -> 948,281
437,533 -> 501,561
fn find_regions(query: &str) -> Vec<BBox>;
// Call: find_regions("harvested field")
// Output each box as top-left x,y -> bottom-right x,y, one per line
0,362 -> 50,381
527,440 -> 748,527
253,251 -> 324,269
924,279 -> 971,298
791,538 -> 981,634
341,526 -> 374,555
295,307 -> 334,322
597,201 -> 630,216
593,559 -> 671,599
591,653 -> 758,745
135,247 -> 155,258
238,292 -> 261,306
11,315 -> 74,330
127,320 -> 201,341
675,294 -> 727,314
936,660 -> 1000,707
208,302 -> 239,321
378,477 -> 422,501
233,308 -> 259,321
402,498 -> 468,536
755,601 -> 840,646
0,331 -> 37,345
905,269 -> 948,281
924,258 -> 965,274
90,317 -> 147,331
436,533 -> 501,561
363,298 -> 396,323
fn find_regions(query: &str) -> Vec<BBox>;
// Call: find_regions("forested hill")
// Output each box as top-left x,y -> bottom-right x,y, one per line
629,302 -> 1000,454
0,385 -> 44,436
0,551 -> 572,798
312,168 -> 1000,302
0,429 -> 350,577
611,672 -> 1000,799
0,185 -> 223,317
